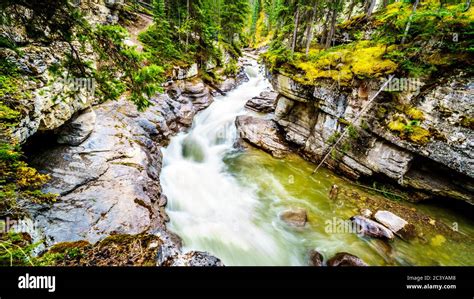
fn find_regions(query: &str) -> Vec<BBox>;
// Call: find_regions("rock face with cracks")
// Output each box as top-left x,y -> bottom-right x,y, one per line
264,72 -> 473,204
235,115 -> 291,158
25,76 -> 227,265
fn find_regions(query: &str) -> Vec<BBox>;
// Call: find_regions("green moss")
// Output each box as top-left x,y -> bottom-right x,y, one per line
388,115 -> 431,145
0,76 -> 19,98
48,241 -> 90,254
388,119 -> 406,132
376,106 -> 387,119
38,233 -> 163,266
406,107 -> 425,121
292,41 -> 398,85
460,116 -> 474,130
347,125 -> 359,139
36,241 -> 90,266
409,126 -> 431,144
0,103 -> 21,125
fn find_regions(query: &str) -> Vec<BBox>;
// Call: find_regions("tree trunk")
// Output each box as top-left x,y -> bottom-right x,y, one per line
347,0 -> 356,20
325,3 -> 338,49
364,0 -> 370,14
320,8 -> 332,46
305,3 -> 318,56
366,0 -> 376,17
401,0 -> 420,44
185,0 -> 190,51
291,6 -> 300,54
465,0 -> 471,12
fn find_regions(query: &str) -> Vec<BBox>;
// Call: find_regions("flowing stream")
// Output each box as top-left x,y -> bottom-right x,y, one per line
160,60 -> 474,266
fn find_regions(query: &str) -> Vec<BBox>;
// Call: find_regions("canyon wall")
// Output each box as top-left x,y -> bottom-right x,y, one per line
269,72 -> 473,204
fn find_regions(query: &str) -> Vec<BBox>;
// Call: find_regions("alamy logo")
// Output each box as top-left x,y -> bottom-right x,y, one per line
55,75 -> 96,104
382,77 -> 421,92
325,217 -> 363,235
18,273 -> 56,293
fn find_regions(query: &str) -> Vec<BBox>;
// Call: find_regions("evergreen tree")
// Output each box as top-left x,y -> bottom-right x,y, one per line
221,0 -> 250,44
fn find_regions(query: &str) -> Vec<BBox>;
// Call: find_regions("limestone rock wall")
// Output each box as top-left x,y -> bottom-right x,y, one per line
2,1 -> 119,143
270,73 -> 473,204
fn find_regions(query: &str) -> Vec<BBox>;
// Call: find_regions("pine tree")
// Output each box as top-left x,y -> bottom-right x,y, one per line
221,0 -> 250,44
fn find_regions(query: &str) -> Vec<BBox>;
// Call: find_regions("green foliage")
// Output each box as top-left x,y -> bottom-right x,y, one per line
221,0 -> 250,43
376,1 -> 473,77
96,24 -> 128,44
0,232 -> 37,266
264,0 -> 473,84
347,125 -> 359,139
139,24 -> 182,65
0,36 -> 17,51
0,103 -> 20,126
92,24 -> 165,110
130,64 -> 164,111
2,2 -> 168,111
0,58 -> 19,77
140,0 -> 251,70
223,60 -> 238,76
262,40 -> 293,71
327,131 -> 341,144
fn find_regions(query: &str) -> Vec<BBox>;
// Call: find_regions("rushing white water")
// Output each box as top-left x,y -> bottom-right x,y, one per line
160,61 -> 303,265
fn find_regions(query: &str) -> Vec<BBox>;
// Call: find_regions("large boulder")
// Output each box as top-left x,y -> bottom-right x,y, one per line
271,73 -> 314,103
308,250 -> 324,266
164,251 -> 224,267
245,91 -> 278,113
365,141 -> 413,180
56,107 -> 96,146
177,79 -> 214,111
235,115 -> 290,158
350,215 -> 395,240
374,210 -> 416,240
211,72 -> 249,96
327,252 -> 368,266
279,208 -> 308,227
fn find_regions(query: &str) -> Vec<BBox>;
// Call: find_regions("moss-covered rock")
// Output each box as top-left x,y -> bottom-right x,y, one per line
38,234 -> 163,266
